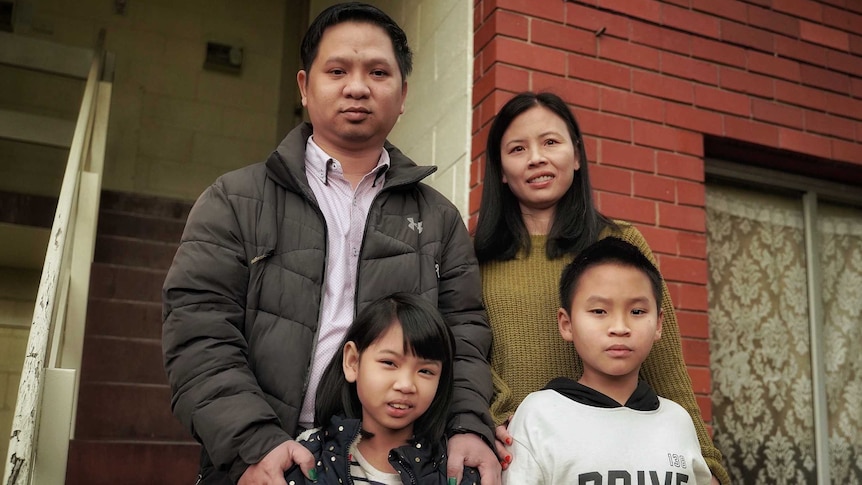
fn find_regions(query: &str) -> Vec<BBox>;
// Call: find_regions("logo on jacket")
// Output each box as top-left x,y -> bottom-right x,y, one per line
407,217 -> 423,234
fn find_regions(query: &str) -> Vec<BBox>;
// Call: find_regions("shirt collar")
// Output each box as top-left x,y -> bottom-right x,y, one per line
305,136 -> 390,186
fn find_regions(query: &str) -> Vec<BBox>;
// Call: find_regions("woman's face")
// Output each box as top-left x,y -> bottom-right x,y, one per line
499,105 -> 580,217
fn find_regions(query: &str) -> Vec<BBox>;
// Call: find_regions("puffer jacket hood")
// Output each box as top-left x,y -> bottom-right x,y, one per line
265,123 -> 436,196
544,377 -> 659,411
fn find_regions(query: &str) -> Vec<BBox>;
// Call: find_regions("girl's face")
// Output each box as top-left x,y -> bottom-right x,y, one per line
499,105 -> 580,219
343,321 -> 441,442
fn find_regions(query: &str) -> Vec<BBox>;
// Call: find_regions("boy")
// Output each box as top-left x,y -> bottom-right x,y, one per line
503,237 -> 712,485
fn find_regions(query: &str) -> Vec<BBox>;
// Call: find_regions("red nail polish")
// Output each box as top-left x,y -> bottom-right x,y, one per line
505,455 -> 512,464
505,437 -> 512,446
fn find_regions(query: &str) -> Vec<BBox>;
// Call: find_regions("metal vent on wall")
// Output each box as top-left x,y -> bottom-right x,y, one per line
204,41 -> 243,75
0,1 -> 14,32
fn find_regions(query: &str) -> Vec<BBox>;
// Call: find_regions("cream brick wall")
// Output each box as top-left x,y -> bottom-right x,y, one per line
20,0 -> 288,201
310,0 -> 473,216
0,61 -> 83,196
10,0 -> 471,207
0,326 -> 29,475
0,267 -> 38,467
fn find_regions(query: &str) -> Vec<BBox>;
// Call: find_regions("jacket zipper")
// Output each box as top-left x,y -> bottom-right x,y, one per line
298,185 -> 329,411
346,425 -> 362,485
391,452 -> 418,485
250,249 -> 274,265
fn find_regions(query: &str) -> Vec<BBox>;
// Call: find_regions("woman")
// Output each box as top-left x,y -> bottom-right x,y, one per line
474,92 -> 729,484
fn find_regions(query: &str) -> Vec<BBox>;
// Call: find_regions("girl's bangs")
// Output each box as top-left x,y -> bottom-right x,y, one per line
396,309 -> 450,363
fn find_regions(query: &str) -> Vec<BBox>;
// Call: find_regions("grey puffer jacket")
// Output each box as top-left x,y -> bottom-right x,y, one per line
162,123 -> 493,484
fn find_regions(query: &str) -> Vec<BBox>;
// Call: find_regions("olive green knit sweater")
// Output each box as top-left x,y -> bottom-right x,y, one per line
481,222 -> 730,484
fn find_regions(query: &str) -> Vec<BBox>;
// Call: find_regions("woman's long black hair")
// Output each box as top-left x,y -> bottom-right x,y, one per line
473,91 -> 615,262
314,293 -> 456,448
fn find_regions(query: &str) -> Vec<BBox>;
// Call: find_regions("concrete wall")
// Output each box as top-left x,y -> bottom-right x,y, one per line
16,0 -> 289,201
11,0 -> 473,212
310,0 -> 473,216
275,1 -> 309,142
0,326 -> 28,473
472,0 -> 862,431
0,268 -> 39,467
0,63 -> 83,197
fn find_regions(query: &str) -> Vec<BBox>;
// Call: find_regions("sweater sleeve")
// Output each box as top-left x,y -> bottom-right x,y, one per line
610,223 -> 731,485
162,182 -> 290,481
437,206 -> 495,445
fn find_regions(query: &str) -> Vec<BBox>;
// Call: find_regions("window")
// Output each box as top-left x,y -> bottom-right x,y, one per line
706,161 -> 862,484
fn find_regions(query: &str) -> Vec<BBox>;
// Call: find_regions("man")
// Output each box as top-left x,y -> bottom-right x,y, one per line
162,3 -> 499,484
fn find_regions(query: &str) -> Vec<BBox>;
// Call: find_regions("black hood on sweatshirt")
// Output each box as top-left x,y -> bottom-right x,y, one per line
543,377 -> 660,411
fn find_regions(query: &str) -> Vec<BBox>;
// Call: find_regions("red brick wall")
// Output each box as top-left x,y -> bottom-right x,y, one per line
471,0 -> 862,426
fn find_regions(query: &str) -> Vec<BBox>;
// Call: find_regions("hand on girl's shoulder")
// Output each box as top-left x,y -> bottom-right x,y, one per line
283,429 -> 323,484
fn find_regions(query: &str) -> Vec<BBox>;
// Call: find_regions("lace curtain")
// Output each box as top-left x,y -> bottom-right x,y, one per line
819,203 -> 862,482
706,185 -> 862,484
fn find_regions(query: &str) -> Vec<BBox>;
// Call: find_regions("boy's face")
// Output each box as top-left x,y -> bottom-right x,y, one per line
558,262 -> 663,390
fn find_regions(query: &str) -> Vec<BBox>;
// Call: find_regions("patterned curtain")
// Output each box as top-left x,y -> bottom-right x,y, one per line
706,185 -> 862,484
820,203 -> 862,483
707,185 -> 815,484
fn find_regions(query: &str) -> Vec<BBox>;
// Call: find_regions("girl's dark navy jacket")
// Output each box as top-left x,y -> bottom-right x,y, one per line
284,415 -> 480,484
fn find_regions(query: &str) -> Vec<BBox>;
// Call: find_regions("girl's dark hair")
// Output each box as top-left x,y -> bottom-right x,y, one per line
301,2 -> 413,80
314,293 -> 455,446
473,91 -> 615,262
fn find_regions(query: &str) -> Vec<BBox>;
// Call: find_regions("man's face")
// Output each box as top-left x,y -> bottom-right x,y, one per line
297,21 -> 408,156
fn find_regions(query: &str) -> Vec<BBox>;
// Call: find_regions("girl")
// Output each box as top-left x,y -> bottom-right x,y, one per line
474,92 -> 728,484
285,293 -> 480,485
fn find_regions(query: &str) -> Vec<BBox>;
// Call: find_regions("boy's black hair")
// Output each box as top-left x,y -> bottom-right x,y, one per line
300,2 -> 413,80
314,292 -> 455,447
559,237 -> 663,313
474,91 -> 616,262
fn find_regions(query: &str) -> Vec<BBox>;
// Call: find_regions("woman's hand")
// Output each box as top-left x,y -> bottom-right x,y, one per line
494,423 -> 513,470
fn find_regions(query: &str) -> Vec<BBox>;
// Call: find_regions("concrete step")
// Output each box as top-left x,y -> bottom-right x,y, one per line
66,440 -> 200,485
80,335 -> 164,385
100,190 -> 194,221
68,190 -> 200,484
85,298 -> 162,340
94,234 -> 178,270
96,210 -> 187,244
88,263 -> 166,303
0,190 -> 56,227
74,382 -> 192,442
0,108 -> 75,148
0,222 -> 49,270
0,31 -> 92,79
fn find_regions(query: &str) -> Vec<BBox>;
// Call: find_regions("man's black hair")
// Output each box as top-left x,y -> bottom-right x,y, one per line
301,2 -> 413,80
